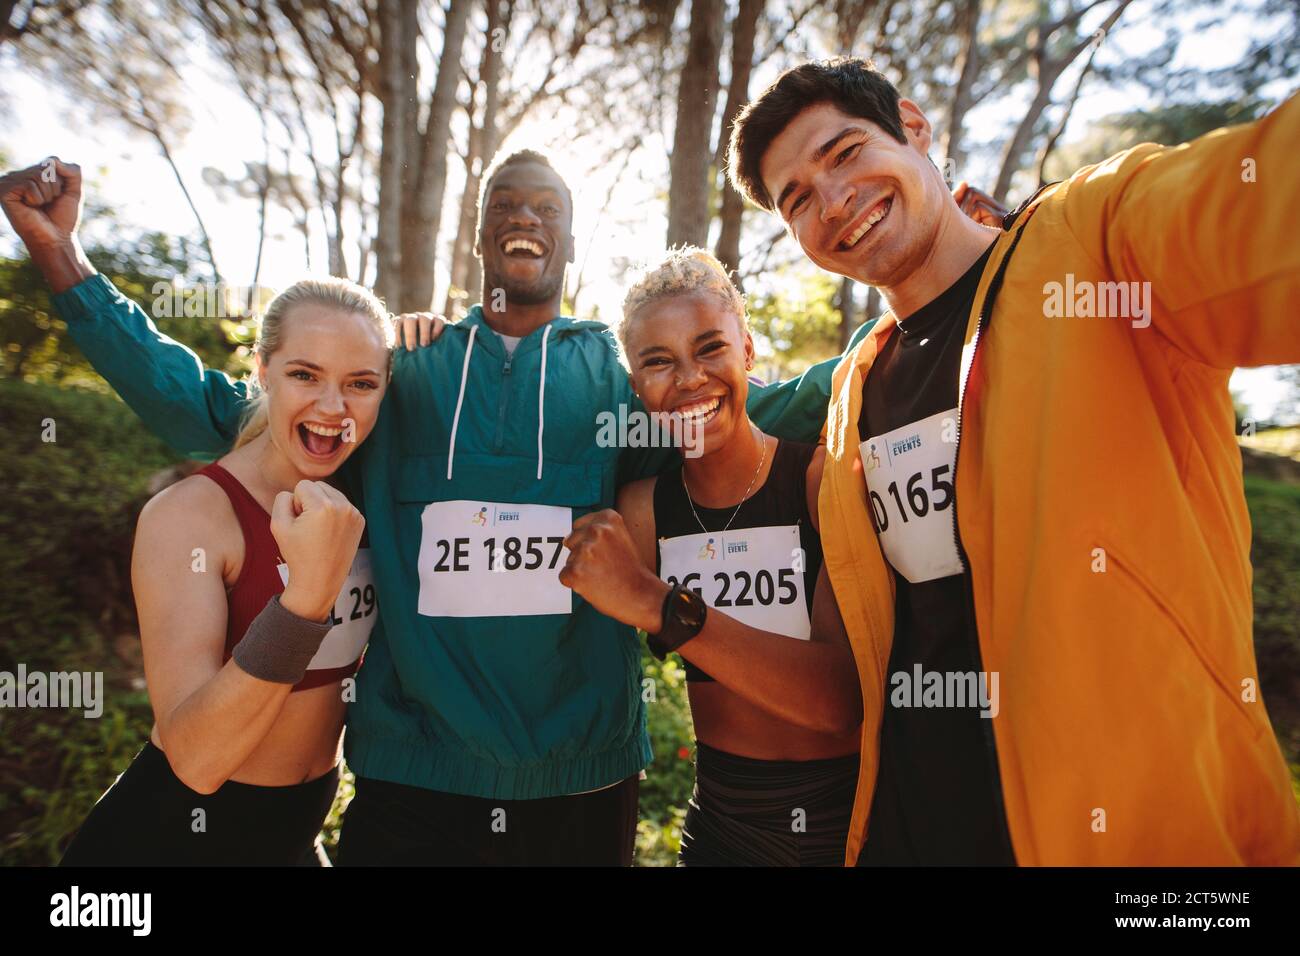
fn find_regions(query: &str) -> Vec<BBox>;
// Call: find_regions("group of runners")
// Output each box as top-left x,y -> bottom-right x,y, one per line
3,57 -> 1297,866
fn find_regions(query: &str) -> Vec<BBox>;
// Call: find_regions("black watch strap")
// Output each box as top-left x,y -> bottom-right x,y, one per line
647,584 -> 707,660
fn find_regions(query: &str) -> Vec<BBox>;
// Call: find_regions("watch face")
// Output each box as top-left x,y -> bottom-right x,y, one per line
672,587 -> 707,630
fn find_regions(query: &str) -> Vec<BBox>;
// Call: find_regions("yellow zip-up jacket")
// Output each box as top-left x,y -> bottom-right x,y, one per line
820,93 -> 1300,866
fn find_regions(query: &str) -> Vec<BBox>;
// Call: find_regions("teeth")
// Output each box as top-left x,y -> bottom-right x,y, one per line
843,199 -> 891,249
677,398 -> 722,422
503,238 -> 544,256
303,423 -> 343,437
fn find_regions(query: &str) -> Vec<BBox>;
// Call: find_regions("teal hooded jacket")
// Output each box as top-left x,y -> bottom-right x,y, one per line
54,276 -> 872,798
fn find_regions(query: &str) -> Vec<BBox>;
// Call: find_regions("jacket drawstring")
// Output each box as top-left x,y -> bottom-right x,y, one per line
447,324 -> 478,481
536,324 -> 551,480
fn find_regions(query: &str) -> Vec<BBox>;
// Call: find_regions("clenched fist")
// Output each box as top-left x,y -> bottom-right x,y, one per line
0,157 -> 82,249
0,157 -> 96,293
271,480 -> 366,622
560,509 -> 669,634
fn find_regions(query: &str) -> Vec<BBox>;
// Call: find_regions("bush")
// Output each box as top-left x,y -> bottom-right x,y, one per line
635,648 -> 695,867
0,378 -> 179,863
1244,475 -> 1300,792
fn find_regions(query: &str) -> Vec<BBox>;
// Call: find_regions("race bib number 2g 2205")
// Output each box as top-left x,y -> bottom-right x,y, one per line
658,525 -> 809,639
416,500 -> 573,618
859,408 -> 964,584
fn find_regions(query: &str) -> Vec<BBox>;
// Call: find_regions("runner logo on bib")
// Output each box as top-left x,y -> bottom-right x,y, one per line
860,407 -> 963,584
416,500 -> 573,618
277,548 -> 376,670
658,525 -> 809,639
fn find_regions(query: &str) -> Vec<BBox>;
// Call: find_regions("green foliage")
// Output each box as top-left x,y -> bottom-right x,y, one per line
1044,99 -> 1270,182
636,646 -> 695,867
0,378 -> 180,863
1244,474 -> 1300,790
1,206 -> 244,386
747,267 -> 844,373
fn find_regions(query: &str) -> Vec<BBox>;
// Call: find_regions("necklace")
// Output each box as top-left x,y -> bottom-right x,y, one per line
681,427 -> 768,536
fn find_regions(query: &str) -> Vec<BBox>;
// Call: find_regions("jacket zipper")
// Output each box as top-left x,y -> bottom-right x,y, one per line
950,220 -> 1031,865
494,350 -> 512,453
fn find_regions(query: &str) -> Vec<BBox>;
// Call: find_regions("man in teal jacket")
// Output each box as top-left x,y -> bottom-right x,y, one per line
1,150 -> 867,865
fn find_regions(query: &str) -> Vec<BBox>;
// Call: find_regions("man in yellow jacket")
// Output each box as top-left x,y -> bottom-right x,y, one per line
728,57 -> 1300,866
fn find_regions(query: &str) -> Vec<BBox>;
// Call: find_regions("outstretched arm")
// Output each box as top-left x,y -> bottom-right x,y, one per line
1,158 -> 249,457
1059,92 -> 1300,368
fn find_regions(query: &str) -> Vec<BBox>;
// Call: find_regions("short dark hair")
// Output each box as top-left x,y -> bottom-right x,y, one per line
728,58 -> 907,212
477,148 -> 574,219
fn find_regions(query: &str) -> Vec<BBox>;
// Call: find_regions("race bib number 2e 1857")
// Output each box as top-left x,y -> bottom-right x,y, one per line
859,407 -> 963,584
416,500 -> 573,618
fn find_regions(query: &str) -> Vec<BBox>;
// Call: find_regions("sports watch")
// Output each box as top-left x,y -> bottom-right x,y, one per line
647,583 -> 707,660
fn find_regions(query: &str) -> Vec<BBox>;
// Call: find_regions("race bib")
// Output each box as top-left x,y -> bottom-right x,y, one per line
658,525 -> 809,639
417,500 -> 573,618
860,407 -> 964,584
277,548 -> 376,670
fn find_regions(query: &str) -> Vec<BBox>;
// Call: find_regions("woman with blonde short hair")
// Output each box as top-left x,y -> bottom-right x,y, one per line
559,247 -> 863,866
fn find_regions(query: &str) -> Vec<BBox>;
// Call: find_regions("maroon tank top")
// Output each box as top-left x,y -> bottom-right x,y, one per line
195,463 -> 363,691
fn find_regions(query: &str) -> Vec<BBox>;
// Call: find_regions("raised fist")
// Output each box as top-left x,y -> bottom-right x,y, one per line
0,157 -> 84,251
271,480 -> 366,622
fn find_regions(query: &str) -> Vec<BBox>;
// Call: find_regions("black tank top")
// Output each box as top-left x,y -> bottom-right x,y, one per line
653,438 -> 823,682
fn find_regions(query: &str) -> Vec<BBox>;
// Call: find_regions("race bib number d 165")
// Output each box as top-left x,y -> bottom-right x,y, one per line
277,548 -> 376,669
859,407 -> 964,584
417,500 -> 573,618
658,525 -> 809,639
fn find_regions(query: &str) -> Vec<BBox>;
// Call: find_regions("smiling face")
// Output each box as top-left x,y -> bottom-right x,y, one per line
256,305 -> 391,479
624,292 -> 755,459
475,160 -> 575,307
759,100 -> 948,288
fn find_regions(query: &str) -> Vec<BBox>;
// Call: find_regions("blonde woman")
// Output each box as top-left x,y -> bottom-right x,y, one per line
559,248 -> 863,865
58,278 -> 394,865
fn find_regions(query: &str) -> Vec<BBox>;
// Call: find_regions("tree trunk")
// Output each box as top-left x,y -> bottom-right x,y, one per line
1034,33 -> 1103,184
942,0 -> 981,178
836,276 -> 857,351
401,0 -> 473,312
374,0 -> 413,307
992,66 -> 1057,205
666,0 -> 724,249
153,129 -> 223,285
250,154 -> 269,313
446,0 -> 508,317
714,0 -> 762,281
992,0 -> 1132,204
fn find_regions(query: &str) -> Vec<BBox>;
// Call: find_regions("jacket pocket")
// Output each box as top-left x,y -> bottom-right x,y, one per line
1101,541 -> 1261,738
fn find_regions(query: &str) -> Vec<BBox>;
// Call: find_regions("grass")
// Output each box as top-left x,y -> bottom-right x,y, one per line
1241,425 -> 1300,462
